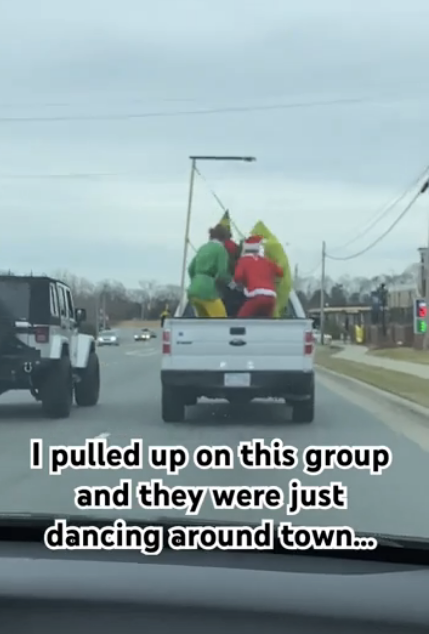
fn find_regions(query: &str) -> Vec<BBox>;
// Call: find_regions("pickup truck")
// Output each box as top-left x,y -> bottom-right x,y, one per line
160,290 -> 315,424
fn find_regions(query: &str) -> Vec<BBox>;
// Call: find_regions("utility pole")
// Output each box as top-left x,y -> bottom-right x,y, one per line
424,224 -> 429,350
320,241 -> 326,345
422,179 -> 429,350
294,263 -> 299,288
102,289 -> 107,330
94,293 -> 99,338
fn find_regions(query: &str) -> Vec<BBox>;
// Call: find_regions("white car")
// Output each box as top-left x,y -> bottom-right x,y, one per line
313,329 -> 332,345
97,330 -> 119,346
134,328 -> 152,342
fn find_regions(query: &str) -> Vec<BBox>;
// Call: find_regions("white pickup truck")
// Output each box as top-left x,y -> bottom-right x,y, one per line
160,290 -> 315,424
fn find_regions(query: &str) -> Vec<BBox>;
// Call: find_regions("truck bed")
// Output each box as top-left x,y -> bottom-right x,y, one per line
160,291 -> 315,423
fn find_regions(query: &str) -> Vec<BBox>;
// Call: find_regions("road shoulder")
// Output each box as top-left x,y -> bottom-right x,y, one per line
316,369 -> 429,454
316,346 -> 429,411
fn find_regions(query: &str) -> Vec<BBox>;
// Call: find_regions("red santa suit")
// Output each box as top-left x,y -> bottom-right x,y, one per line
224,238 -> 239,258
234,237 -> 284,318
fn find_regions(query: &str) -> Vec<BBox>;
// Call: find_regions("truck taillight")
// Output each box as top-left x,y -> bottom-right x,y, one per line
304,331 -> 314,355
35,326 -> 49,344
162,329 -> 171,354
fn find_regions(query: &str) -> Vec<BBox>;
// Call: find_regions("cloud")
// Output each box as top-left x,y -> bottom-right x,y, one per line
0,0 -> 428,286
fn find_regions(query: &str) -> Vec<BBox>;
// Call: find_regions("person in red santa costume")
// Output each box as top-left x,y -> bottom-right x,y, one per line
233,235 -> 284,318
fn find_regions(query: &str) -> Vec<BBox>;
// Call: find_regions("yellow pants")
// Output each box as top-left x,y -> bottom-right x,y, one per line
191,297 -> 227,318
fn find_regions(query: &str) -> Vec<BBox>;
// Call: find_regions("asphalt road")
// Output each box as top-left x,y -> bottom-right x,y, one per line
0,328 -> 428,539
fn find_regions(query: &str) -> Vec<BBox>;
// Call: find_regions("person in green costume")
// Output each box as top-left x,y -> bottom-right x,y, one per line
187,224 -> 231,317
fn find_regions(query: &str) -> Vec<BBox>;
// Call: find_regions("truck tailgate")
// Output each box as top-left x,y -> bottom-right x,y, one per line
162,319 -> 314,372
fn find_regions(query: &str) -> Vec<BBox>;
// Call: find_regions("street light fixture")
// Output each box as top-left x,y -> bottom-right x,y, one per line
178,155 -> 257,311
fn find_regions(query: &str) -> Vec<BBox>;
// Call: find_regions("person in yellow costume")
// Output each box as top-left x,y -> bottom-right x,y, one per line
160,306 -> 170,327
248,221 -> 293,317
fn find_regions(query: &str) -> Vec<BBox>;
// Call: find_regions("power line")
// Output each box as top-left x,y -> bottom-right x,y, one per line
0,97 -> 198,110
300,261 -> 322,277
326,179 -> 429,261
0,96 -> 373,124
0,172 -> 148,180
329,164 -> 429,253
0,171 -> 263,181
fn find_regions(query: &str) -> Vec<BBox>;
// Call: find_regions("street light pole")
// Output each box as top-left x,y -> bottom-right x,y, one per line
178,158 -> 196,314
420,179 -> 429,350
178,154 -> 256,313
320,240 -> 326,345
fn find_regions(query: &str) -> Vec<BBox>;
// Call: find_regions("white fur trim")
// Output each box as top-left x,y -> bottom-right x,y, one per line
243,288 -> 277,298
242,244 -> 265,256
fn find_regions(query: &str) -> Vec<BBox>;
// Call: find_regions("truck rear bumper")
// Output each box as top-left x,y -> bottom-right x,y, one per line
161,369 -> 314,402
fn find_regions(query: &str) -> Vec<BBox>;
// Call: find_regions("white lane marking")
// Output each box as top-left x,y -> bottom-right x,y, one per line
317,372 -> 429,453
125,350 -> 158,357
95,432 -> 110,439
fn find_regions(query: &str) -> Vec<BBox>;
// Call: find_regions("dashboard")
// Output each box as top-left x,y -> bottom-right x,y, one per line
1,539 -> 428,633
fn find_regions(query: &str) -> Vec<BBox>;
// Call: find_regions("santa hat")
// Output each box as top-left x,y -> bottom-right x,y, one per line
242,235 -> 265,256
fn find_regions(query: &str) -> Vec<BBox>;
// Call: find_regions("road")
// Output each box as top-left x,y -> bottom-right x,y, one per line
0,328 -> 428,539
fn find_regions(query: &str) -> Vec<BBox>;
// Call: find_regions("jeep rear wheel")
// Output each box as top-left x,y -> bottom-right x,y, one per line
41,356 -> 73,419
75,351 -> 100,407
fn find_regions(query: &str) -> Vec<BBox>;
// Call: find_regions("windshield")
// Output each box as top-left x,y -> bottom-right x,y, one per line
0,280 -> 30,321
2,0 -> 429,558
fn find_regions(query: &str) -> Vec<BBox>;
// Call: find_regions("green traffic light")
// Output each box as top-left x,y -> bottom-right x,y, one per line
418,320 -> 427,333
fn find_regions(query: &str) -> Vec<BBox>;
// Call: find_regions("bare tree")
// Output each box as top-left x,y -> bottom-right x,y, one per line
138,279 -> 158,319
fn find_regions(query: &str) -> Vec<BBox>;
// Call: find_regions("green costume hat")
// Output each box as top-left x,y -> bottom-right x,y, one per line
219,210 -> 231,231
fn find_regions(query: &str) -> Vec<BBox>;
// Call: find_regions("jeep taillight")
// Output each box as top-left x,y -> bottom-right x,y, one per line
35,326 -> 50,344
304,331 -> 314,355
162,329 -> 171,354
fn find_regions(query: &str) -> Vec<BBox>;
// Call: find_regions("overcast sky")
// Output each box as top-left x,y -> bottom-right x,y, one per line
0,0 -> 428,287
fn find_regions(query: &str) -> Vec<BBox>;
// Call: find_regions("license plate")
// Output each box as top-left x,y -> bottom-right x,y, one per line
224,373 -> 251,387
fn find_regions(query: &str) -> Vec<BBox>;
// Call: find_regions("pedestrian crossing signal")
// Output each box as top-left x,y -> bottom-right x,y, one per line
414,299 -> 427,334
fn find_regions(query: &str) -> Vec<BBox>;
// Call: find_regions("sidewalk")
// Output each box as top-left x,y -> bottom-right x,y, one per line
331,344 -> 429,379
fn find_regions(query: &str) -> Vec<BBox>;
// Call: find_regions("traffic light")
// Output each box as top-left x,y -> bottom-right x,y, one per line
413,299 -> 427,334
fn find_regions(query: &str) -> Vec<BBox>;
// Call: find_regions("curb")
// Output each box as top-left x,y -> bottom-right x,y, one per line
315,363 -> 429,419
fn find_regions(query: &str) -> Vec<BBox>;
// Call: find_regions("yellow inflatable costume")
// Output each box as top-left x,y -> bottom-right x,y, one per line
249,221 -> 293,318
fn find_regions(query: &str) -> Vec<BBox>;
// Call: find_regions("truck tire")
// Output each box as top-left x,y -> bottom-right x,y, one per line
162,386 -> 185,423
75,352 -> 100,407
292,394 -> 315,424
41,356 -> 73,419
